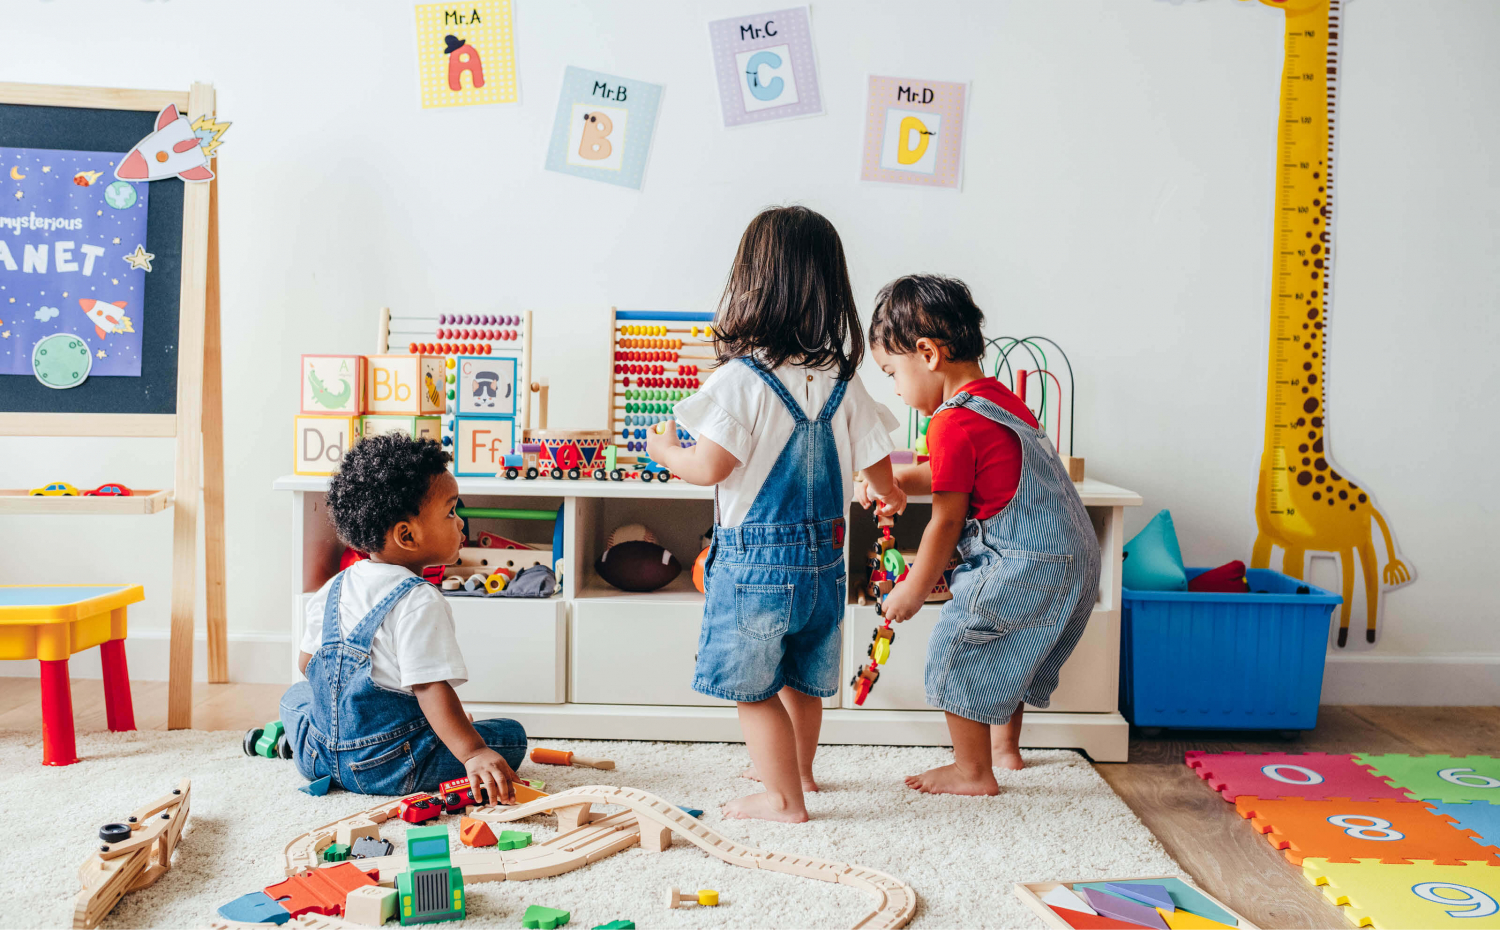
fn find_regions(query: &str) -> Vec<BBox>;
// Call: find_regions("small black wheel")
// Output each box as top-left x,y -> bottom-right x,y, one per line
641,471 -> 656,482
610,469 -> 624,482
568,468 -> 581,480
444,792 -> 462,809
593,469 -> 606,481
550,468 -> 563,480
243,727 -> 263,757
277,733 -> 293,760
525,467 -> 538,480
99,823 -> 132,844
504,467 -> 519,480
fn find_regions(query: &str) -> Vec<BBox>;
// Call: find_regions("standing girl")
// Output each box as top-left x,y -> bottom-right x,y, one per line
647,206 -> 904,822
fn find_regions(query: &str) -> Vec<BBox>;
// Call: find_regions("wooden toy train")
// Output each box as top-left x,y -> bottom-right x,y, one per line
496,429 -> 675,482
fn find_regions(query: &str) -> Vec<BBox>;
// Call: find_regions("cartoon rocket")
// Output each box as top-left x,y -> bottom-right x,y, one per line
115,104 -> 214,183
79,299 -> 133,339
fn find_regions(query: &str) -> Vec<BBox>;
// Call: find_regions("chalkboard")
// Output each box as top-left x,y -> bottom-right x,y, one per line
0,103 -> 184,415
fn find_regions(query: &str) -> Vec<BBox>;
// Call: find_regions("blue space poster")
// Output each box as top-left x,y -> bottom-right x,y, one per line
1,147 -> 150,377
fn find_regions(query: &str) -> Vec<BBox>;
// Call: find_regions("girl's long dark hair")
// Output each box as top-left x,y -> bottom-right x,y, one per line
713,206 -> 864,381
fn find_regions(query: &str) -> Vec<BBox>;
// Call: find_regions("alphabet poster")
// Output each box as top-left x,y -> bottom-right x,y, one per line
1,147 -> 149,379
708,6 -> 823,127
414,0 -> 519,108
859,76 -> 967,189
544,67 -> 663,190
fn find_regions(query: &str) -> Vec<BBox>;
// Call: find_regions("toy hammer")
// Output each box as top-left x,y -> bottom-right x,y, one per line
530,747 -> 615,770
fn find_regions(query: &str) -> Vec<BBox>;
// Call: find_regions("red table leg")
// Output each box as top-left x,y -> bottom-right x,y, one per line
39,658 -> 77,766
100,639 -> 136,732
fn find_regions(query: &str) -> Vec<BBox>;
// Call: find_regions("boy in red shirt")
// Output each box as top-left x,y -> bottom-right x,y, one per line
864,275 -> 1100,796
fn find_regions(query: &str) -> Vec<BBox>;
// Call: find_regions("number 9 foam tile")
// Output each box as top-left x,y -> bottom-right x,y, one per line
1303,858 -> 1500,929
1187,751 -> 1414,802
1234,797 -> 1500,865
1357,755 -> 1500,805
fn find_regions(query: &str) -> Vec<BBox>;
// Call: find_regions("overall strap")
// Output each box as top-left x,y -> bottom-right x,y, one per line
740,357 -> 807,423
345,576 -> 425,652
816,377 -> 848,423
938,391 -> 1039,436
320,572 -> 347,648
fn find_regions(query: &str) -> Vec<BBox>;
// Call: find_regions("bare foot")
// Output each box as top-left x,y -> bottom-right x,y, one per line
740,765 -> 820,792
904,763 -> 1001,796
721,791 -> 809,823
992,750 -> 1025,771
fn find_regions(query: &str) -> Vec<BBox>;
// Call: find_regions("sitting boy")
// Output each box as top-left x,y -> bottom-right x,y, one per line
280,433 -> 526,801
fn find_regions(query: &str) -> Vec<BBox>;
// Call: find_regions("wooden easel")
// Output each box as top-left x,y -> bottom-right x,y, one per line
0,82 -> 227,729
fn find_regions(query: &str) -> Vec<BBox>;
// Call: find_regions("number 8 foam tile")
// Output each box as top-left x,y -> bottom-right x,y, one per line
1358,755 -> 1500,805
1302,858 -> 1500,929
1234,797 -> 1500,865
1186,751 -> 1415,802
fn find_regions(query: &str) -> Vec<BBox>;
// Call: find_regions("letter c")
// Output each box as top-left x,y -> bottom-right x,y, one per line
745,50 -> 785,101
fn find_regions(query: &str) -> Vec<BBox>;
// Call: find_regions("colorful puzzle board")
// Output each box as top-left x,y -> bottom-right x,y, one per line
1187,752 -> 1500,928
1014,877 -> 1255,930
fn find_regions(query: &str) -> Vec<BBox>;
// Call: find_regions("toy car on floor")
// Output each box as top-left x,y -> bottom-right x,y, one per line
242,720 -> 293,759
399,793 -> 442,825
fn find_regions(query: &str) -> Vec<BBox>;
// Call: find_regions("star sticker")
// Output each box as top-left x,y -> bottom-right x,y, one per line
41,166 -> 50,172
96,350 -> 107,358
122,245 -> 155,272
12,191 -> 21,199
113,237 -> 121,245
2,332 -> 8,338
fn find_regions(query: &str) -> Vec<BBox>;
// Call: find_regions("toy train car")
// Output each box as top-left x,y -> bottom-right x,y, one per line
497,433 -> 674,482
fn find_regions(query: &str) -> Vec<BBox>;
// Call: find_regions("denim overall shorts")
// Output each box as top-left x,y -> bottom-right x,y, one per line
691,358 -> 848,703
924,391 -> 1101,725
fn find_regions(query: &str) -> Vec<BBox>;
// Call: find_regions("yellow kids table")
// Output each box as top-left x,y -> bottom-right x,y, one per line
0,585 -> 141,765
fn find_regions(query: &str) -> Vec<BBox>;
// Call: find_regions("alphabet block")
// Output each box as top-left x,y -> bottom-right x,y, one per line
300,355 -> 366,415
362,416 -> 442,443
453,417 -> 517,476
365,354 -> 445,416
453,356 -> 518,417
343,885 -> 396,927
294,416 -> 363,476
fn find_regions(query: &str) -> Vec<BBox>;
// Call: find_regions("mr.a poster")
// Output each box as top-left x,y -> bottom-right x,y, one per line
1,147 -> 149,381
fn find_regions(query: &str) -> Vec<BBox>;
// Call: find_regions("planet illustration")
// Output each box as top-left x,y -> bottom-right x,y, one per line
103,181 -> 137,210
32,333 -> 93,389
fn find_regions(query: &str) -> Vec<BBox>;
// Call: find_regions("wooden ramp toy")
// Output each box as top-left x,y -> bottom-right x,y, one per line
73,778 -> 191,929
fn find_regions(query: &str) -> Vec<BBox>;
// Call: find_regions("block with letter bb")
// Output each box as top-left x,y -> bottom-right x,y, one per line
453,356 -> 518,417
363,415 -> 442,443
453,417 -> 517,476
365,354 -> 445,416
300,355 -> 366,415
294,415 -> 363,476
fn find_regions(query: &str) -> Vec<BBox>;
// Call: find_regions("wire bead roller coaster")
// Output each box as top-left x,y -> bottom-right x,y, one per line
985,335 -> 1084,481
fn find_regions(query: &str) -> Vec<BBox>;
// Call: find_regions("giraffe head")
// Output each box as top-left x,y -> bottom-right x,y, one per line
1246,0 -> 1326,11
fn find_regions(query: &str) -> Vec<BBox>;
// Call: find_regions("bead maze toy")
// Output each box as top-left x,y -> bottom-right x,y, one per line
986,335 -> 1084,482
606,308 -> 712,477
73,778 -> 191,929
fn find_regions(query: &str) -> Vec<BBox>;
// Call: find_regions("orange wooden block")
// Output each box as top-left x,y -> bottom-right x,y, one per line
264,862 -> 376,918
1235,796 -> 1500,865
460,816 -> 496,847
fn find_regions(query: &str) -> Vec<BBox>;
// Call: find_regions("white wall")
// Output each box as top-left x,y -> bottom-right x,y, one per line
1,0 -> 1496,702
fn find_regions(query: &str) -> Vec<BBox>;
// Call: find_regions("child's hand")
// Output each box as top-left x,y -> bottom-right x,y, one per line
645,418 -> 681,464
875,484 -> 908,519
881,579 -> 926,624
463,747 -> 517,806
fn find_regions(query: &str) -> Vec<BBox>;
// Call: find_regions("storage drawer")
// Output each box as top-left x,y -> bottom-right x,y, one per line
842,604 -> 1117,714
449,597 -> 566,704
571,598 -> 732,707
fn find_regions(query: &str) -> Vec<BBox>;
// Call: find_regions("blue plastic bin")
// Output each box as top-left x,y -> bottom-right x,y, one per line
1120,568 -> 1342,732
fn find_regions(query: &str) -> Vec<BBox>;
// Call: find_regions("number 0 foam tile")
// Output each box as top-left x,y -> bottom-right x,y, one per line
1357,755 -> 1500,805
1302,858 -> 1500,929
1234,797 -> 1500,865
1186,751 -> 1414,802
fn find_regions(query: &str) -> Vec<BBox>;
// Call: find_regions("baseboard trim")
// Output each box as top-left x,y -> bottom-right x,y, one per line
1321,653 -> 1500,705
0,631 -> 296,684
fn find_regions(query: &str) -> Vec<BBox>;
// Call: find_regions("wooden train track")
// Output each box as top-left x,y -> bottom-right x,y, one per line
73,778 -> 191,929
276,784 -> 916,930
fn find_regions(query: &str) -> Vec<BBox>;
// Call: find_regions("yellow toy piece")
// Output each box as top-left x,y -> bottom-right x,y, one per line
1158,908 -> 1234,930
484,573 -> 508,594
29,482 -> 79,497
870,637 -> 891,665
1305,858 -> 1500,929
698,890 -> 719,906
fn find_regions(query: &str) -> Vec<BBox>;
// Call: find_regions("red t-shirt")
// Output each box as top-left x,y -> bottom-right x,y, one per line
927,378 -> 1038,520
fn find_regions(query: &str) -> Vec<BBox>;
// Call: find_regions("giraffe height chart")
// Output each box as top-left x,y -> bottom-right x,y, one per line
1224,0 -> 1411,645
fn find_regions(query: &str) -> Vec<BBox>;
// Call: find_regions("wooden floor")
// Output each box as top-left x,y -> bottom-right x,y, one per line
3,679 -> 1494,929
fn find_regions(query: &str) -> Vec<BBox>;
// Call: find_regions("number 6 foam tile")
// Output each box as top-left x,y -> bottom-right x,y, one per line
1358,755 -> 1500,805
1186,751 -> 1415,802
1234,797 -> 1500,865
1302,858 -> 1500,929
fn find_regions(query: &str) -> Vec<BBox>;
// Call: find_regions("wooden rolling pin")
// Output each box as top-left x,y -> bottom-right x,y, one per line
530,747 -> 615,770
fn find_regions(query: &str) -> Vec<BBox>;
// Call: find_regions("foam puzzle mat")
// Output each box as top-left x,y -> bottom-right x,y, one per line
1187,752 -> 1500,928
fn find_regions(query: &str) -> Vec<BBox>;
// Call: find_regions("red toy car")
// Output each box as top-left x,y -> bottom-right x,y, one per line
438,777 -> 481,813
83,483 -> 132,497
398,793 -> 442,825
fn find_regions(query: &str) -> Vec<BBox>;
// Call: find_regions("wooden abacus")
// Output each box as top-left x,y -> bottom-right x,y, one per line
607,308 -> 717,467
378,307 -> 538,432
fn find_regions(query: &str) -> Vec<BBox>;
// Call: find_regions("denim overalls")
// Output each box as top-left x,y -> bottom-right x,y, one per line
279,570 -> 527,795
924,391 -> 1101,725
692,359 -> 848,703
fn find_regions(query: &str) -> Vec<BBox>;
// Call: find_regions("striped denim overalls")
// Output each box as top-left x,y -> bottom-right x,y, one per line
924,391 -> 1101,725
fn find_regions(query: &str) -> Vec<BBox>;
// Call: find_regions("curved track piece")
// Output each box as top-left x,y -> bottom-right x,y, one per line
281,785 -> 916,930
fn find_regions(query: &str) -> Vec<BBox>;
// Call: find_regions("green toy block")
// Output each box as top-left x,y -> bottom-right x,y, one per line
255,720 -> 285,758
495,830 -> 532,850
322,842 -> 350,862
522,905 -> 570,929
592,922 -> 635,929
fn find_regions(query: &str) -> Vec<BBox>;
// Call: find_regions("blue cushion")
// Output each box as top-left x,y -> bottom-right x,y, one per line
1122,509 -> 1187,591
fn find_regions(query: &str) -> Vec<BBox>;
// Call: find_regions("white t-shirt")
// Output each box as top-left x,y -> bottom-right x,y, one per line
674,360 -> 900,527
300,560 -> 468,693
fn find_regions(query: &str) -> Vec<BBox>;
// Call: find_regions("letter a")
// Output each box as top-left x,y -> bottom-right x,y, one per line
448,42 -> 486,92
896,115 -> 931,166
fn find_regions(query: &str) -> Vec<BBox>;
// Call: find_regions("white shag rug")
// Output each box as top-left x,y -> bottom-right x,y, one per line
0,730 -> 1181,929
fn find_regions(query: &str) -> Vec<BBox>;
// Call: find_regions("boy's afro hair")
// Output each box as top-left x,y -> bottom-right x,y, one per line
324,433 -> 452,555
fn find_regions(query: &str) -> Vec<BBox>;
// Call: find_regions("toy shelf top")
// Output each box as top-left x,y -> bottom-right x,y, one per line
0,488 -> 174,515
900,478 -> 1142,509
